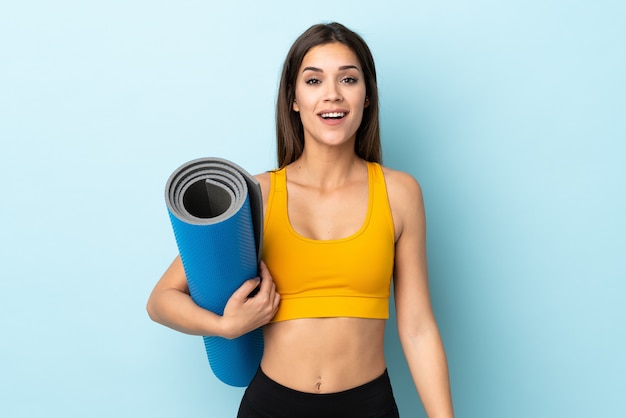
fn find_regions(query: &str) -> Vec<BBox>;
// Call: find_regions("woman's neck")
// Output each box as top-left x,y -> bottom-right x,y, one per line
287,149 -> 366,190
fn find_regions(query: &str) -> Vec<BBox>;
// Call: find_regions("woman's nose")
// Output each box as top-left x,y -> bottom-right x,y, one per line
324,83 -> 343,102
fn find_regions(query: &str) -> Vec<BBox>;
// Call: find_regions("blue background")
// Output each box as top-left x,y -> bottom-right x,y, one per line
1,1 -> 624,417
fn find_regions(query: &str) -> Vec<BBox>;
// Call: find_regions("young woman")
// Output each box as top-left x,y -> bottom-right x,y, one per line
147,22 -> 454,418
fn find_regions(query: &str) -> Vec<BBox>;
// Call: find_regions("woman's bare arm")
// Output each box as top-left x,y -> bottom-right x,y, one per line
146,256 -> 280,339
386,168 -> 454,417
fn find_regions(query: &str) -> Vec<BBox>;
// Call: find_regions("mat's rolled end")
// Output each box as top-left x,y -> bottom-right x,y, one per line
165,157 -> 263,266
165,157 -> 265,387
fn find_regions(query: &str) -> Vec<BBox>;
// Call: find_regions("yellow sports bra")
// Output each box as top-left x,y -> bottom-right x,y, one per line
263,162 -> 395,323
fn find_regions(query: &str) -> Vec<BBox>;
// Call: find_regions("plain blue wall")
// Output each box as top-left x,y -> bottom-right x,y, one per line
1,1 -> 624,417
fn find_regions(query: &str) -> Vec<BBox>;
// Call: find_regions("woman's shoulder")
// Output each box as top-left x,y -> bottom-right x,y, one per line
379,165 -> 423,201
254,171 -> 271,190
379,165 -> 425,238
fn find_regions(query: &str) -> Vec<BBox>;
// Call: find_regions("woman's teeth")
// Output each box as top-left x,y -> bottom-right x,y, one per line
320,112 -> 345,119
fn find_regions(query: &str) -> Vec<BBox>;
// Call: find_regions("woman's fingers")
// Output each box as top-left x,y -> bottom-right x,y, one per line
231,277 -> 262,303
258,261 -> 280,313
220,264 -> 281,338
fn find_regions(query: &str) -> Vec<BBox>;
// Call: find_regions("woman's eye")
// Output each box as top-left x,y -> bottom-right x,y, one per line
341,77 -> 358,84
305,78 -> 321,85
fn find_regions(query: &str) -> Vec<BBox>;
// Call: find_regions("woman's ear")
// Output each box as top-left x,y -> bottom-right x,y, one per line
293,99 -> 300,112
364,96 -> 370,108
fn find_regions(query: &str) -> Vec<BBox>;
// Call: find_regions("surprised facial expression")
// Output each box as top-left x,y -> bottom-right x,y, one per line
293,42 -> 369,151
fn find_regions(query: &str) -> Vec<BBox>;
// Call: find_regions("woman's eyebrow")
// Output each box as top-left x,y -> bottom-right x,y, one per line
302,65 -> 360,73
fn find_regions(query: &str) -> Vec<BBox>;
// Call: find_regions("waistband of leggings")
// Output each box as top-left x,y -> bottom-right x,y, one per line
255,367 -> 392,399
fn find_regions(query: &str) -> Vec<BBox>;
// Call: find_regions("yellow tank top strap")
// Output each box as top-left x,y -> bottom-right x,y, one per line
271,168 -> 286,192
368,162 -> 395,239
265,168 -> 286,232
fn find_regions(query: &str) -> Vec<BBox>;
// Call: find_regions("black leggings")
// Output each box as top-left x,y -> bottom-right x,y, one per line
237,368 -> 400,418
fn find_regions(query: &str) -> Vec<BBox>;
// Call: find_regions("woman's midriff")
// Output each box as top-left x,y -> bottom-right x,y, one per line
260,317 -> 387,394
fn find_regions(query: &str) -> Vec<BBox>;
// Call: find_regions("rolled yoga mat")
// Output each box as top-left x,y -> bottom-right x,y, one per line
165,157 -> 264,387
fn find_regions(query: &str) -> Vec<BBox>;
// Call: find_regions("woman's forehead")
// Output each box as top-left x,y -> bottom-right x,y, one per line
299,43 -> 361,72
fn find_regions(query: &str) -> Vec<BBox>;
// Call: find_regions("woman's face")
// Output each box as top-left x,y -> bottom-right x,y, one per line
293,42 -> 368,151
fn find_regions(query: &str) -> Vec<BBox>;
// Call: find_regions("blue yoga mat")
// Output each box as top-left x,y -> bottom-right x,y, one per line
165,157 -> 264,387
